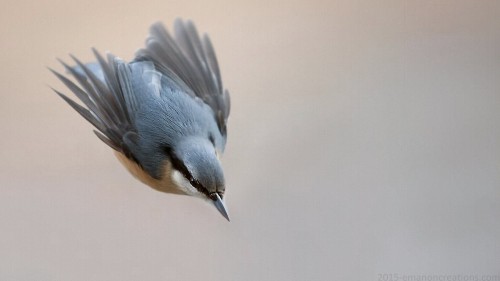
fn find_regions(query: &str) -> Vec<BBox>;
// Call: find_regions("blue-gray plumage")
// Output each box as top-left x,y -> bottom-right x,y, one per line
50,19 -> 231,221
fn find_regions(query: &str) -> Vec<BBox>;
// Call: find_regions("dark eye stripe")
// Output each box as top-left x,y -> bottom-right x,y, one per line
163,146 -> 208,195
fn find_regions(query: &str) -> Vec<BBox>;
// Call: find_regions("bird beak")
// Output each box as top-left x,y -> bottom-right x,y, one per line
212,193 -> 230,222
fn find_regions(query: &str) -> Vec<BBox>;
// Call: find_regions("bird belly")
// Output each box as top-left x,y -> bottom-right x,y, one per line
114,151 -> 184,195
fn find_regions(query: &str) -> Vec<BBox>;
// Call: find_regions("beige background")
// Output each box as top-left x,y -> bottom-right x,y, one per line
1,0 -> 499,280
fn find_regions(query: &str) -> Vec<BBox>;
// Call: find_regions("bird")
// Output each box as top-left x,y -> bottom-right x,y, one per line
50,19 -> 231,221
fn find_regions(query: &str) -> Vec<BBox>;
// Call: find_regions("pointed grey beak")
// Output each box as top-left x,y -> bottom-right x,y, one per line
212,193 -> 230,221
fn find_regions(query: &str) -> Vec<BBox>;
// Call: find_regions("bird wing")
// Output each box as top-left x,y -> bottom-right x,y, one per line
136,19 -> 230,138
50,49 -> 138,160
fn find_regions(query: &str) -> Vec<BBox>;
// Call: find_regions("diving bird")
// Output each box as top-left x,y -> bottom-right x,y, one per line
50,19 -> 231,221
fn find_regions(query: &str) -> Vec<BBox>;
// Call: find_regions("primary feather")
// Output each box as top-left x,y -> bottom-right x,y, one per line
137,19 -> 230,136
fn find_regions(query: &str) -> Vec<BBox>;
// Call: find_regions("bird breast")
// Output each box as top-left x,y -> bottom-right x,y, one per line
114,151 -> 184,195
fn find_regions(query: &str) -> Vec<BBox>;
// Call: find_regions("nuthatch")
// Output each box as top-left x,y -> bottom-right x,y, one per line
50,19 -> 231,221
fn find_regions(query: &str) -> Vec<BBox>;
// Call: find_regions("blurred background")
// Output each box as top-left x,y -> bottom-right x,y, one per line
1,0 -> 499,280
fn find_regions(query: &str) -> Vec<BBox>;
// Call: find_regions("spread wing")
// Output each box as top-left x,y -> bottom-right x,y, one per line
50,49 -> 144,161
135,19 -> 230,137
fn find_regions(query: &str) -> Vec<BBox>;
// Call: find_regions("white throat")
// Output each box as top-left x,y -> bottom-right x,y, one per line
171,169 -> 205,199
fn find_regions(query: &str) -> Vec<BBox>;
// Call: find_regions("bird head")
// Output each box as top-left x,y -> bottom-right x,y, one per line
167,136 -> 229,221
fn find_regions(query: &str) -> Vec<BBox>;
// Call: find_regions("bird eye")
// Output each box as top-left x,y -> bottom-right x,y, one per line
183,171 -> 199,187
164,146 -> 198,186
163,146 -> 208,195
188,177 -> 197,186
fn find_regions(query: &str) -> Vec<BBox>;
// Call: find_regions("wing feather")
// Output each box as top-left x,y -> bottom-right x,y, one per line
136,19 -> 230,137
51,50 -> 136,156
